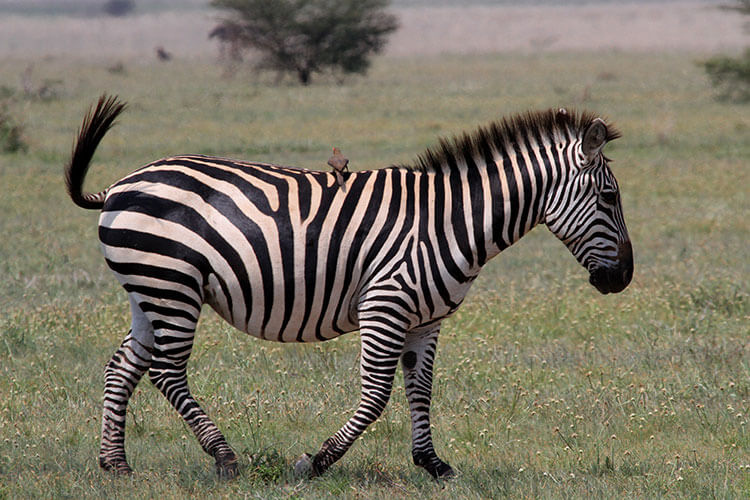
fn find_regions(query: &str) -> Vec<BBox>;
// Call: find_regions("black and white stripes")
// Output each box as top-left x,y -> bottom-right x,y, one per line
65,95 -> 632,479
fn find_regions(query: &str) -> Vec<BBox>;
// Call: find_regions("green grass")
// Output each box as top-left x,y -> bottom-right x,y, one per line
0,51 -> 748,498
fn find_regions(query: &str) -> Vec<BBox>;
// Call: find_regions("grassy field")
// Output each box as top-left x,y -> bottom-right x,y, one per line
0,51 -> 748,498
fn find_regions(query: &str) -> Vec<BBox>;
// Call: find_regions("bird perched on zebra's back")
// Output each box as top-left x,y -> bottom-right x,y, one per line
327,147 -> 349,189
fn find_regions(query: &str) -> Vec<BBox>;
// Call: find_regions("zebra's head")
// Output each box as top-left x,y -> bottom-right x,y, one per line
544,114 -> 633,294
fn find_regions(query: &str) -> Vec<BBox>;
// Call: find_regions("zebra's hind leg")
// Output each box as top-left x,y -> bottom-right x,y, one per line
298,326 -> 405,477
99,296 -> 154,474
147,318 -> 238,478
402,326 -> 454,479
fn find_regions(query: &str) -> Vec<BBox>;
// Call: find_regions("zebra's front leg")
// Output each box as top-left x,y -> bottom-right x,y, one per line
299,327 -> 404,477
148,327 -> 238,478
402,326 -> 454,479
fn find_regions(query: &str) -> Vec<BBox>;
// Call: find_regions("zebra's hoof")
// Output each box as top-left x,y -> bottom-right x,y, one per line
215,455 -> 239,479
423,461 -> 455,480
99,457 -> 133,475
414,452 -> 455,480
434,462 -> 455,479
294,453 -> 315,478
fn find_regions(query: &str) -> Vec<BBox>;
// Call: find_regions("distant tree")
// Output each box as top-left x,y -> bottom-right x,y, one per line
703,50 -> 750,101
210,0 -> 399,85
702,0 -> 750,101
104,0 -> 136,17
723,0 -> 750,14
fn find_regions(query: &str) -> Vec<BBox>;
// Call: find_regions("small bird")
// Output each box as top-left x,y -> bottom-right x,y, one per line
156,46 -> 172,62
327,147 -> 349,189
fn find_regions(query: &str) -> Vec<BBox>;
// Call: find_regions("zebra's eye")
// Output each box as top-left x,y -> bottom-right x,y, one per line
600,190 -> 618,205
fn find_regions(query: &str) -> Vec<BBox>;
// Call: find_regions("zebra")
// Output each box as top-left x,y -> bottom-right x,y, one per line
64,95 -> 633,480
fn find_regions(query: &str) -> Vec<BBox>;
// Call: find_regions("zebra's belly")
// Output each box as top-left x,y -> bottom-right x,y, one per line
203,269 -> 361,343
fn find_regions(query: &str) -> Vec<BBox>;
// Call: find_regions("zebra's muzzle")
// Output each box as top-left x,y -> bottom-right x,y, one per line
588,241 -> 633,294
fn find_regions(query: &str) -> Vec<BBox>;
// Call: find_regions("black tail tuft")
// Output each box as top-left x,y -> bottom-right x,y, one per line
64,94 -> 127,209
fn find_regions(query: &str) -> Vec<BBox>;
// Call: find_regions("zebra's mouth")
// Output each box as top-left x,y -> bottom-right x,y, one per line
587,240 -> 633,295
588,264 -> 632,295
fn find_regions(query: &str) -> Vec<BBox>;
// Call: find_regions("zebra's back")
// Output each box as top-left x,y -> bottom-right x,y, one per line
98,155 -> 419,342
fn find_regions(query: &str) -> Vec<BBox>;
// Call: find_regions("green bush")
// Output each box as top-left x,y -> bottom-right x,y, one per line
703,49 -> 750,102
702,0 -> 750,101
0,100 -> 27,153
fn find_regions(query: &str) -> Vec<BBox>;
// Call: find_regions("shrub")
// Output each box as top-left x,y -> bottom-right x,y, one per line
703,49 -> 750,101
702,0 -> 750,101
0,100 -> 27,153
210,0 -> 398,85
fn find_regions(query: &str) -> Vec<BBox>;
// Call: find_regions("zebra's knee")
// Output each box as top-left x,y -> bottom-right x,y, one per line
357,390 -> 393,427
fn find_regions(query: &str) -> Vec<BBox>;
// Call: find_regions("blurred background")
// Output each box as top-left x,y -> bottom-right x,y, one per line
0,0 -> 745,59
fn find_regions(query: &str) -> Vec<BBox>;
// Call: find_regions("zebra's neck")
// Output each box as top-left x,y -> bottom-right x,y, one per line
418,133 -> 562,280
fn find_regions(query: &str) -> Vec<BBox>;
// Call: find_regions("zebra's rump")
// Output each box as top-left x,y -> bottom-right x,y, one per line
97,155 -> 419,342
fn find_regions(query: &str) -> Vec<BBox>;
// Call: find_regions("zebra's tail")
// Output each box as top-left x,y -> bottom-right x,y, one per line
64,94 -> 127,209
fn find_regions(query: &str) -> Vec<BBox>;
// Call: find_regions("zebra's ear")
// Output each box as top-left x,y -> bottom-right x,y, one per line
582,118 -> 608,160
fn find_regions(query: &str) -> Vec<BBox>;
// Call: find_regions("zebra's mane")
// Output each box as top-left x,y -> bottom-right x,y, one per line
409,109 -> 621,173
